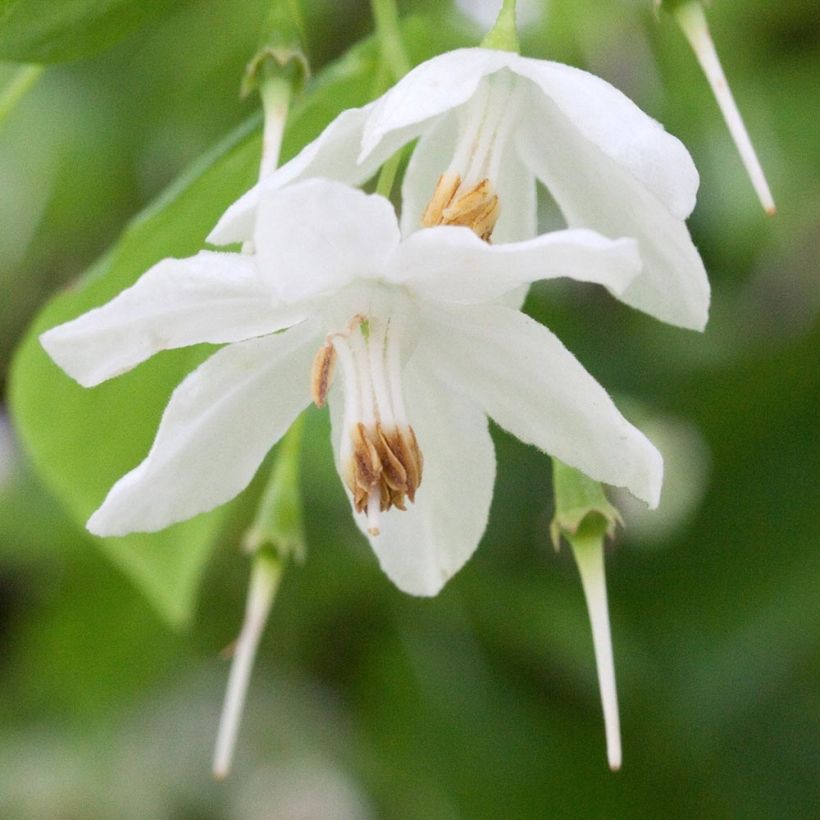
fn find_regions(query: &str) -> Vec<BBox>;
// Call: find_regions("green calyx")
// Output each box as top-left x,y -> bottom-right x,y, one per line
481,0 -> 520,53
550,459 -> 623,550
241,0 -> 309,98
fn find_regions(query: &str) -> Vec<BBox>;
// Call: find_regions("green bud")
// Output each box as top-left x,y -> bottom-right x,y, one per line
243,416 -> 306,563
241,0 -> 309,99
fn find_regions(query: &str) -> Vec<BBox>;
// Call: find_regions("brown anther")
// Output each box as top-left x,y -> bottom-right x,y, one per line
310,341 -> 337,407
344,423 -> 424,520
422,175 -> 500,242
376,423 -> 409,492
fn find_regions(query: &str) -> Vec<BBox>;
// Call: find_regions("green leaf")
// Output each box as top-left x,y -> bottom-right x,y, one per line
9,36 -> 382,628
0,0 -> 174,63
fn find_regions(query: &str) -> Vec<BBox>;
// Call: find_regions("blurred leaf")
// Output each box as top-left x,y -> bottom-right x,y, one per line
8,33 -> 383,627
0,0 -> 175,63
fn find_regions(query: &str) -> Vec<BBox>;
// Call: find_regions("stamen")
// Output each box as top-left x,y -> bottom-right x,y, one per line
325,313 -> 424,530
310,341 -> 336,407
421,72 -> 517,241
423,176 -> 500,241
421,171 -> 461,228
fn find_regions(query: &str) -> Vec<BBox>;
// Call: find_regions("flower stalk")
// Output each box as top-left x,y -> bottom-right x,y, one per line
212,5 -> 309,778
370,0 -> 411,80
212,551 -> 283,779
370,0 -> 411,198
551,460 -> 623,771
672,1 -> 775,215
241,0 -> 309,179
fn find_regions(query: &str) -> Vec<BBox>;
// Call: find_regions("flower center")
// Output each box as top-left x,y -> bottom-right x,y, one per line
311,314 -> 423,536
421,71 -> 521,241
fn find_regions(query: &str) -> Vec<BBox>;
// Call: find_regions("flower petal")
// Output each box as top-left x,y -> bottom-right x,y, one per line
360,48 -> 516,161
427,304 -> 663,507
328,358 -> 496,596
40,252 -> 304,388
492,140 -> 538,244
392,226 -> 640,305
512,56 -> 699,220
254,180 -> 401,303
209,104 -> 379,246
517,97 -> 710,330
87,320 -> 320,536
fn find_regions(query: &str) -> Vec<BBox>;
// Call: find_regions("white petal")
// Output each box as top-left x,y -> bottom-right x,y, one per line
512,56 -> 699,220
87,320 -> 320,536
328,359 -> 495,596
361,48 -> 516,161
492,141 -> 538,244
254,180 -> 401,303
399,111 -> 458,237
40,252 -> 303,388
427,304 -> 663,506
517,99 -> 710,330
392,226 -> 640,304
208,104 -> 380,246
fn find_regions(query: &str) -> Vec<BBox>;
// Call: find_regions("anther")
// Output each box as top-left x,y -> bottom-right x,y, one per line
422,176 -> 500,242
310,342 -> 336,407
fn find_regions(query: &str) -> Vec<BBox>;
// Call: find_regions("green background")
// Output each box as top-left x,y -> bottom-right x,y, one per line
0,0 -> 817,816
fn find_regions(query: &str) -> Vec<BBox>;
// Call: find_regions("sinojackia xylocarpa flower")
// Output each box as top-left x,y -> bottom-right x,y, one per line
41,179 -> 662,595
209,47 -> 710,332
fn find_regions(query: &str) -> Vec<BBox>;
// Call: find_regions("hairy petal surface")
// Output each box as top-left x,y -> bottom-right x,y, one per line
40,252 -> 302,388
254,180 -> 402,303
392,226 -> 640,304
87,320 -> 320,536
517,97 -> 710,330
427,304 -> 663,507
329,359 -> 496,596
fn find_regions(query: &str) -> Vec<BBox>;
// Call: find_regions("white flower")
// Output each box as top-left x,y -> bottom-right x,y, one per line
209,47 -> 710,331
41,179 -> 662,595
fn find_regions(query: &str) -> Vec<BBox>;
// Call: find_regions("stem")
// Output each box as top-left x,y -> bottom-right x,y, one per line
370,0 -> 411,80
212,554 -> 283,780
375,147 -> 403,199
243,415 -> 306,561
481,0 -> 520,53
0,65 -> 44,125
675,1 -> 775,215
258,73 -> 292,180
571,534 -> 622,772
369,0 -> 411,198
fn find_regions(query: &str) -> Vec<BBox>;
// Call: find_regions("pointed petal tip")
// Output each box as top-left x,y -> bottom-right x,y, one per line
86,509 -> 113,538
608,754 -> 622,773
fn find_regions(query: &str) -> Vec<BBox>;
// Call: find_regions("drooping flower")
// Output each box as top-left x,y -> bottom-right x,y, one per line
41,179 -> 662,595
209,47 -> 710,331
